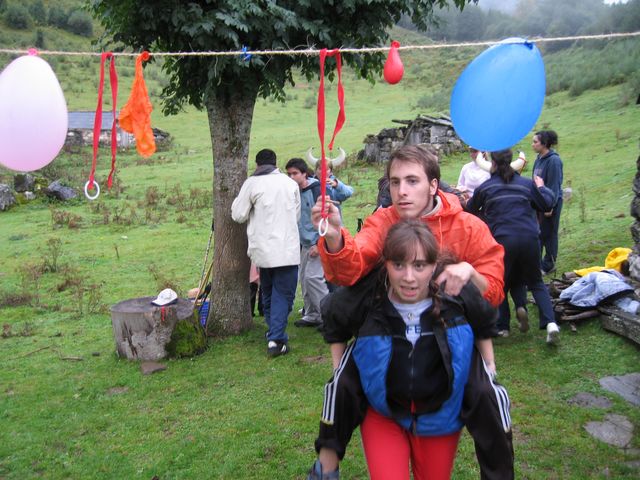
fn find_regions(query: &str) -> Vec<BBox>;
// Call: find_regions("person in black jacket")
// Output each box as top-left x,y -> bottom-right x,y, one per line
532,130 -> 564,275
308,220 -> 510,480
468,149 -> 560,344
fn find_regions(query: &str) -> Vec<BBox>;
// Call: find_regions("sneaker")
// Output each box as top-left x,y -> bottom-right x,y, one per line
546,322 -> 560,345
307,459 -> 340,480
497,330 -> 510,338
267,340 -> 289,357
516,307 -> 529,333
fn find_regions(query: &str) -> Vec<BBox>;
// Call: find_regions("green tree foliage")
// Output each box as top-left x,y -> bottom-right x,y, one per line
4,3 -> 33,30
66,10 -> 93,37
47,4 -> 67,29
28,0 -> 46,25
90,0 -> 474,336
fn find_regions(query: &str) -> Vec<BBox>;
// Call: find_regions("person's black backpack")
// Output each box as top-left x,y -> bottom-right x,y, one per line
376,175 -> 392,210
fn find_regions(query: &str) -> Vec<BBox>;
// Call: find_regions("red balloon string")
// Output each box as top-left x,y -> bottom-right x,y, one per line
89,52 -> 118,191
317,48 -> 346,221
106,55 -> 118,189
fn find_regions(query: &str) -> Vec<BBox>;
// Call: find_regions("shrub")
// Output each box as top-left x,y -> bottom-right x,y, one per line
34,28 -> 45,49
66,10 -> 93,37
4,3 -> 33,30
28,0 -> 46,25
303,95 -> 315,109
47,4 -> 66,29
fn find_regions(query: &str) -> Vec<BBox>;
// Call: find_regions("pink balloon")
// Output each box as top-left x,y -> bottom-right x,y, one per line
0,55 -> 68,172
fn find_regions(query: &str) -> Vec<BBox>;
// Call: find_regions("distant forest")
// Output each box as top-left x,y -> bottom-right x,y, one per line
401,0 -> 640,48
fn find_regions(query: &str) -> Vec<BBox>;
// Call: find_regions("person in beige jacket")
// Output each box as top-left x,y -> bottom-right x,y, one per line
231,148 -> 301,357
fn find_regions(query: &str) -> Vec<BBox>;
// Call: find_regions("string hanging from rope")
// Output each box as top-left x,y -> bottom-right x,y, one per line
0,32 -> 638,58
316,49 -> 346,236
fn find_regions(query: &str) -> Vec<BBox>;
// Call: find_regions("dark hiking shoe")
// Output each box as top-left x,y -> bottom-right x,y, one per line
516,307 -> 529,333
267,340 -> 289,358
307,459 -> 340,480
294,318 -> 322,327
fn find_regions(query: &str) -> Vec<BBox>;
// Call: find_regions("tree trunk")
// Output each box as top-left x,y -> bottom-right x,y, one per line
204,87 -> 258,336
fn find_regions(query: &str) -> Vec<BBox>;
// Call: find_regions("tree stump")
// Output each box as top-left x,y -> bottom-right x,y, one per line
110,297 -> 195,360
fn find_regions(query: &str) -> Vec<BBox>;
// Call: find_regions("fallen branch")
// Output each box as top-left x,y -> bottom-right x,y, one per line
59,355 -> 84,361
10,345 -> 50,360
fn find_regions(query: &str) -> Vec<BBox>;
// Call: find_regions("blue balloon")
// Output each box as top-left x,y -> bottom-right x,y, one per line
450,38 -> 546,152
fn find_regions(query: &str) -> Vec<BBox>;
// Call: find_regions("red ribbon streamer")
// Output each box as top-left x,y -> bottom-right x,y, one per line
89,52 -> 118,191
317,48 -> 346,220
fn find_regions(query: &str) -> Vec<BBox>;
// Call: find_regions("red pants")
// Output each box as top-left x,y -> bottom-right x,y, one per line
361,408 -> 461,480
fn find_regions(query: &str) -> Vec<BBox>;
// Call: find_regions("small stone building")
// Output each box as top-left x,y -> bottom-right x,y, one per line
65,111 -> 171,151
360,114 -> 465,163
66,111 -> 134,149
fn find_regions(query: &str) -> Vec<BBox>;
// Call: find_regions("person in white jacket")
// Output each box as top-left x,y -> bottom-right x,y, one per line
456,147 -> 491,200
231,149 -> 301,357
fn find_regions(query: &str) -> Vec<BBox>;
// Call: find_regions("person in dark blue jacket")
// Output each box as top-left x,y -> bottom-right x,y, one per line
532,130 -> 564,274
468,149 -> 560,344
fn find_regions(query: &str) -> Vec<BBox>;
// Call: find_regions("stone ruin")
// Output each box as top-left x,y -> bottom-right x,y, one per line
359,114 -> 465,163
628,151 -> 640,282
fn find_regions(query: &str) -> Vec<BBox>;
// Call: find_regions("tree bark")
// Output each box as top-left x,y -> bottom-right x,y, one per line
204,87 -> 258,336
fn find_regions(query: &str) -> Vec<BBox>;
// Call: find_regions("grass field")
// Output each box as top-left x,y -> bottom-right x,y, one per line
1,25 -> 639,479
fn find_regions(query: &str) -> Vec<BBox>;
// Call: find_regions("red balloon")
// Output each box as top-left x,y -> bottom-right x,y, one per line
384,40 -> 404,84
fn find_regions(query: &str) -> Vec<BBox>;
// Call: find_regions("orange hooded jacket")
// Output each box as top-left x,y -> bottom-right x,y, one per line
318,190 -> 505,307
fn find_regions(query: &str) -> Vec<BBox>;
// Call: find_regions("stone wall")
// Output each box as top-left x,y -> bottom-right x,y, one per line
64,127 -> 172,151
359,114 -> 465,163
628,154 -> 640,281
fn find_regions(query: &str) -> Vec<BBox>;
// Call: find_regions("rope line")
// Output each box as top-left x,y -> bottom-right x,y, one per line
0,31 -> 638,58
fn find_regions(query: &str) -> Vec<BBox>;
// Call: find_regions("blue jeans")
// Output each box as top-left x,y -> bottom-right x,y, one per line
260,265 -> 298,343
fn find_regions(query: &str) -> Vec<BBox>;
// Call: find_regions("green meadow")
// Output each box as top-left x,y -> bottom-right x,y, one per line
1,23 -> 640,479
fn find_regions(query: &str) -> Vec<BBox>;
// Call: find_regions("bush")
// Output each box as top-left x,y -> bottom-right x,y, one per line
4,3 -> 33,29
28,0 -> 46,25
47,4 -> 66,29
34,28 -> 45,49
66,10 -> 93,37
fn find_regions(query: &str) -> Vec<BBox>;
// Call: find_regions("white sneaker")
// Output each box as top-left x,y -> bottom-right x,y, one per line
546,322 -> 560,345
497,330 -> 510,338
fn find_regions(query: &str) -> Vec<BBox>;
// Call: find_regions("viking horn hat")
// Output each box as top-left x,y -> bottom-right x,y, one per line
306,147 -> 347,168
475,151 -> 526,173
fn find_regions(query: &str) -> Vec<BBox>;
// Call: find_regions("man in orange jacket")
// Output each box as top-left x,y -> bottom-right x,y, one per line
307,145 -> 512,480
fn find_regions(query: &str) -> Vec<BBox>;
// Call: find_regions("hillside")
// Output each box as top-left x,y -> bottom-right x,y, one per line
0,12 -> 639,480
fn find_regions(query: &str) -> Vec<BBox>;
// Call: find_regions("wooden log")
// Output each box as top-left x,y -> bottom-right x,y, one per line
110,297 -> 194,360
598,305 -> 640,346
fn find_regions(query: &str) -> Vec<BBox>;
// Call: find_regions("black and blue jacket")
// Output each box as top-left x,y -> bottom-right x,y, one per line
321,269 -> 497,436
467,172 -> 555,239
